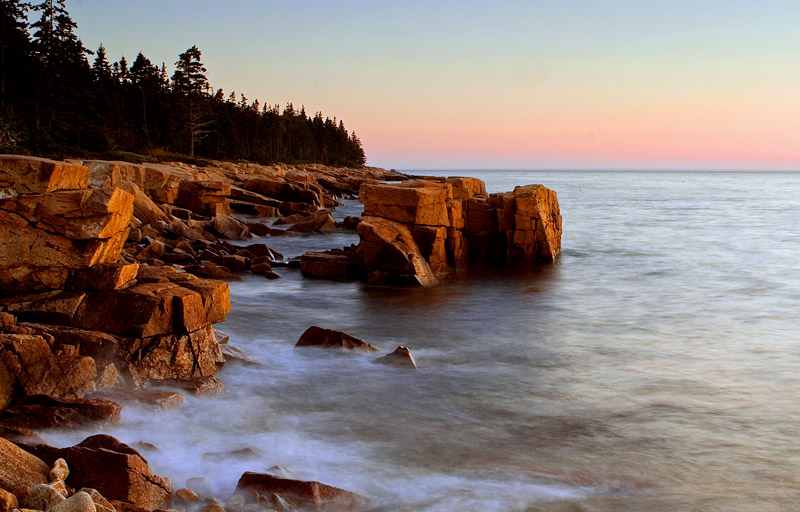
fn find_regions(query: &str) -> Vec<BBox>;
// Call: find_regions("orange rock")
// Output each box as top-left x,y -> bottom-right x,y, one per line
125,326 -> 219,386
68,263 -> 139,291
212,214 -> 250,239
26,435 -> 172,511
179,279 -> 231,325
71,283 -> 209,338
0,290 -> 86,324
176,180 -> 231,217
0,437 -> 49,504
286,210 -> 335,232
356,216 -> 438,287
509,184 -> 562,262
2,187 -> 133,239
295,326 -> 378,352
114,182 -> 170,226
359,182 -> 450,227
234,472 -> 368,512
0,334 -> 97,400
445,176 -> 486,200
0,155 -> 88,197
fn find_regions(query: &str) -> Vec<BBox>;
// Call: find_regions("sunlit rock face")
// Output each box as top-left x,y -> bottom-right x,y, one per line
357,178 -> 562,285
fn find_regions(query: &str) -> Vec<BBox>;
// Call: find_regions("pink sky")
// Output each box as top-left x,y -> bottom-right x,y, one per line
71,1 -> 800,170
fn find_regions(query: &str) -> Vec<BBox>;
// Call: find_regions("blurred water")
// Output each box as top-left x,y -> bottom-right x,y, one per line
44,171 -> 800,510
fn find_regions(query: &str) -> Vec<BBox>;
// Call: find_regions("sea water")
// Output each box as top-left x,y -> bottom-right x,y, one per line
43,171 -> 800,511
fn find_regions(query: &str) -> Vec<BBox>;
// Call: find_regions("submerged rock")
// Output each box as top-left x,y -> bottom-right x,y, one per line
375,346 -> 417,370
295,326 -> 378,352
233,472 -> 368,511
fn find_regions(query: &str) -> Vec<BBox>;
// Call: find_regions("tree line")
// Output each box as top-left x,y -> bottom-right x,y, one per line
0,0 -> 366,166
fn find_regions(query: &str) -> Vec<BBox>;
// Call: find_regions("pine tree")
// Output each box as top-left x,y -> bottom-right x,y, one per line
92,44 -> 111,80
0,0 -> 32,141
172,45 -> 210,156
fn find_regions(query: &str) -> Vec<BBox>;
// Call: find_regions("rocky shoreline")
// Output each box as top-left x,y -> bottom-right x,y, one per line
0,155 -> 561,511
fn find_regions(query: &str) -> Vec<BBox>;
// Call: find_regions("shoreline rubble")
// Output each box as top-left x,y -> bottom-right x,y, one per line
0,154 -> 561,511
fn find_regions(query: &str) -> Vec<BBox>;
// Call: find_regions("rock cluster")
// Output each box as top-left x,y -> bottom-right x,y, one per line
303,176 -> 562,286
358,178 -> 561,285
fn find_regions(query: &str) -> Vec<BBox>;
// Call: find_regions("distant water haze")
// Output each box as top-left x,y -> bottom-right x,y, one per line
43,170 -> 800,510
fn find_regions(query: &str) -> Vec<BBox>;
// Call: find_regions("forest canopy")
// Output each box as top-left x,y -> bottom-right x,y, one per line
0,0 -> 366,166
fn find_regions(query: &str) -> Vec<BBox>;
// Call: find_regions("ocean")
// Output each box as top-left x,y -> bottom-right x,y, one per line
43,170 -> 800,511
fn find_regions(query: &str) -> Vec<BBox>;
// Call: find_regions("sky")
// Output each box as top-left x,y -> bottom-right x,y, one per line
67,0 -> 800,170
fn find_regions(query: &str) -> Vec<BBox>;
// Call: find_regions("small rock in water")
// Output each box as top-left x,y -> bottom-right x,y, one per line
174,487 -> 200,503
295,326 -> 378,352
375,346 -> 417,370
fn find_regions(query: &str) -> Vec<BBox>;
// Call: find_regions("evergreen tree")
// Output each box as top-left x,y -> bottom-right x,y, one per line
172,45 -> 210,156
0,0 -> 32,147
92,44 -> 111,79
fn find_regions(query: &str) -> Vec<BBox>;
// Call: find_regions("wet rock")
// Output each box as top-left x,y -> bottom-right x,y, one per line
49,490 -> 96,512
356,216 -> 438,287
245,243 -> 282,261
212,214 -> 251,240
245,222 -> 286,237
68,263 -> 139,291
336,215 -> 360,230
91,389 -> 184,409
300,250 -> 360,281
272,213 -> 309,226
168,376 -> 225,395
0,436 -> 49,504
27,483 -> 66,510
183,262 -> 242,281
0,290 -> 85,325
241,178 -> 323,207
50,458 -> 70,482
295,326 -> 378,352
0,395 -> 121,430
221,344 -> 261,366
375,346 -> 417,370
174,488 -> 199,503
0,488 -> 18,512
124,326 -> 220,386
95,363 -> 122,390
286,210 -> 335,232
202,447 -> 260,462
25,435 -> 172,511
79,488 -> 115,512
0,333 -> 97,400
234,472 -> 368,512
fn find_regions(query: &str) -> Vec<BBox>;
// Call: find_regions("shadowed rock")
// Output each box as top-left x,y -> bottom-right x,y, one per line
295,326 -> 378,352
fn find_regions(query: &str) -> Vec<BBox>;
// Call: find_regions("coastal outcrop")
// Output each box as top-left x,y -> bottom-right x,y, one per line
355,178 -> 561,285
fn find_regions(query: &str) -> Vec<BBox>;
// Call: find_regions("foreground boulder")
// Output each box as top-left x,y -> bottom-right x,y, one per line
23,435 -> 172,511
0,436 -> 49,504
234,472 -> 367,511
295,326 -> 378,352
